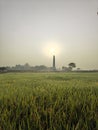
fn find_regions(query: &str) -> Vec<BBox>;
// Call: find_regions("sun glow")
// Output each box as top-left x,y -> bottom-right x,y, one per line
49,48 -> 56,55
43,41 -> 61,57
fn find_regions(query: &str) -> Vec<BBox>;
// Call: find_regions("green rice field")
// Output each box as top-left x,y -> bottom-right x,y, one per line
0,72 -> 98,130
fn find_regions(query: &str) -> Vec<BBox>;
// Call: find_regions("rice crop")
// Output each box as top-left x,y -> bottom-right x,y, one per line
0,72 -> 98,130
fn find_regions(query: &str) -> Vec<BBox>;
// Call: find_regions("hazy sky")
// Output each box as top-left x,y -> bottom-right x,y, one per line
0,0 -> 98,69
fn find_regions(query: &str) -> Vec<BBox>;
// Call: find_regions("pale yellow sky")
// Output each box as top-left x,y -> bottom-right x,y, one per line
0,0 -> 98,69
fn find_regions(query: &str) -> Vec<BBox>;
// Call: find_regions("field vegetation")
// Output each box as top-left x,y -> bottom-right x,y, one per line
0,72 -> 98,130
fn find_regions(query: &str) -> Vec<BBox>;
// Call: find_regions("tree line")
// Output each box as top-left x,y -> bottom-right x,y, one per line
0,62 -> 76,72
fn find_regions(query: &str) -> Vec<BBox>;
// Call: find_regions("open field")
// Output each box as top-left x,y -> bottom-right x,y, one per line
0,72 -> 98,130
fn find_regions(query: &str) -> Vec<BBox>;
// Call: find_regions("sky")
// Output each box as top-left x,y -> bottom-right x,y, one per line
0,0 -> 98,69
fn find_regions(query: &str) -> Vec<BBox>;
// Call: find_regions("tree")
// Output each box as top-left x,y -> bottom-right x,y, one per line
68,63 -> 76,70
0,67 -> 7,72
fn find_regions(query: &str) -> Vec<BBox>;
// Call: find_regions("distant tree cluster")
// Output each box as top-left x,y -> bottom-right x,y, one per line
62,62 -> 76,72
0,67 -> 7,72
0,63 -> 53,72
0,62 -> 77,73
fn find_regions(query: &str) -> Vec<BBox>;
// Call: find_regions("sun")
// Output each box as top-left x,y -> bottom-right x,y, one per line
49,48 -> 56,55
42,41 -> 61,57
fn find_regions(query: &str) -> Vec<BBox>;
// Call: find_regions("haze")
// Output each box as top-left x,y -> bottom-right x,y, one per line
0,0 -> 98,69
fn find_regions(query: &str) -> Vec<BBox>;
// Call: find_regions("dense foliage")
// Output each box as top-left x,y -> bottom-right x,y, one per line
0,72 -> 98,130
